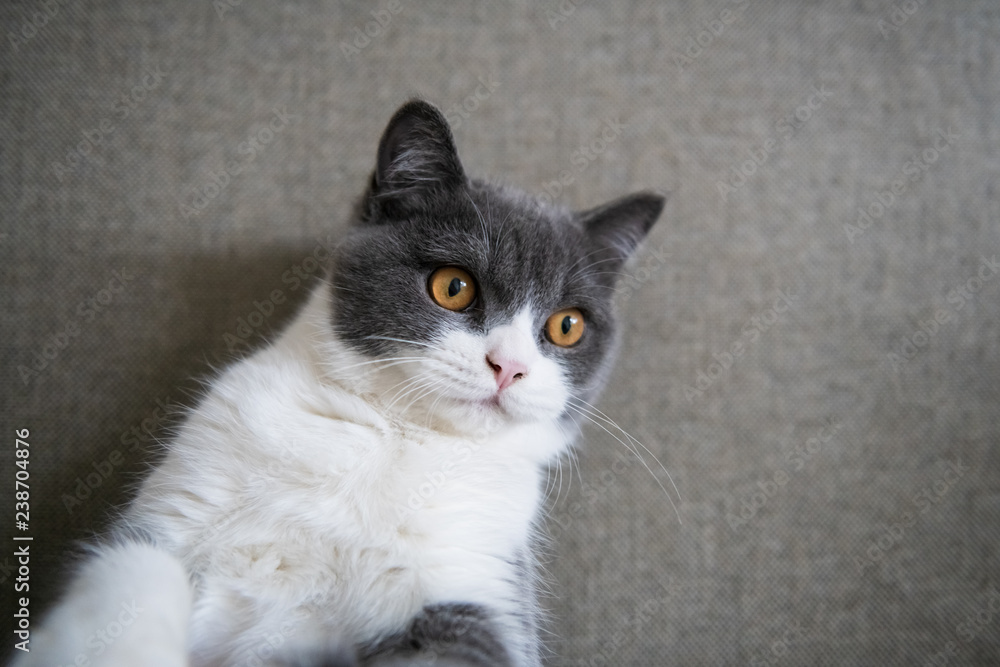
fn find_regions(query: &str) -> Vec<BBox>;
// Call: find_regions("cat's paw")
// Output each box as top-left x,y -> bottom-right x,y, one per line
364,658 -> 483,667
271,645 -> 359,667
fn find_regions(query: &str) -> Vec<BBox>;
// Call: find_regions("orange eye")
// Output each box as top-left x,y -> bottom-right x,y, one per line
545,308 -> 585,347
428,267 -> 476,311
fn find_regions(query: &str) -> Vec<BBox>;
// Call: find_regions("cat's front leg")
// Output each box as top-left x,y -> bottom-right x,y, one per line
13,539 -> 192,667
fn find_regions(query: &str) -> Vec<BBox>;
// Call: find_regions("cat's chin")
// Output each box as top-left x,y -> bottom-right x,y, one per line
434,391 -> 563,433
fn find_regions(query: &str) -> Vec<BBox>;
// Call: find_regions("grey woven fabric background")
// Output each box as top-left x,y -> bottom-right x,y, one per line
2,1 -> 998,664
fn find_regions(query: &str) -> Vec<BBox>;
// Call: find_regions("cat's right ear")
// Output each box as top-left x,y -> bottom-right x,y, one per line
368,100 -> 467,217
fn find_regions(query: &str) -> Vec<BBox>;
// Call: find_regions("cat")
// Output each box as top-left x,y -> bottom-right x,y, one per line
17,99 -> 666,667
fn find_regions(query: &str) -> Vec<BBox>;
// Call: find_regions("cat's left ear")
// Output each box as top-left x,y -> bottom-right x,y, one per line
577,191 -> 668,277
370,99 -> 467,216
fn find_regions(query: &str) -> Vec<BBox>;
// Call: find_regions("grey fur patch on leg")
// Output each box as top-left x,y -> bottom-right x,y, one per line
360,603 -> 512,667
270,643 -> 359,667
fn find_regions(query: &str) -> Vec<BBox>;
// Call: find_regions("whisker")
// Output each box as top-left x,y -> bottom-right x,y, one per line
424,391 -> 448,428
332,356 -> 426,373
569,396 -> 683,504
401,377 -> 450,415
466,190 -> 491,259
382,371 -> 436,409
566,251 -> 625,283
565,400 -> 682,525
364,335 -> 442,351
555,422 -> 584,489
552,451 -> 565,508
494,204 -> 517,251
385,374 -> 441,414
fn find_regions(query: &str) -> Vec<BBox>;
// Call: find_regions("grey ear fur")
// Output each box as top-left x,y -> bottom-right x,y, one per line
370,100 -> 467,217
576,191 -> 668,276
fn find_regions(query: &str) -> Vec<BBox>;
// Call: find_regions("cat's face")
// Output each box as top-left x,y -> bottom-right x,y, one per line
330,101 -> 664,431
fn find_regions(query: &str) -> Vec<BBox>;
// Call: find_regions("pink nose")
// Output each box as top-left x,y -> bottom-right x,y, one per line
486,355 -> 529,392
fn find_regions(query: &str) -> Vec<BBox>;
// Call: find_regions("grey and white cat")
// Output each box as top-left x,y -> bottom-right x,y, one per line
19,100 -> 665,667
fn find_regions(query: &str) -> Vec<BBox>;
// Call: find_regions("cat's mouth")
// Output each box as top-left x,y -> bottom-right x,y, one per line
448,390 -> 512,420
468,393 -> 504,413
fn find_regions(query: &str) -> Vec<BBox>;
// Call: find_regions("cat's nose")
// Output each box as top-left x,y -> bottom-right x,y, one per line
486,354 -> 529,392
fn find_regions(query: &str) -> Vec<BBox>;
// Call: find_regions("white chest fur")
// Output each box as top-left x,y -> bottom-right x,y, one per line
126,286 -> 567,663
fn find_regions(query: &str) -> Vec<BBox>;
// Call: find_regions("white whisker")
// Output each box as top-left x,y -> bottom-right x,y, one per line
466,190 -> 491,259
566,398 -> 682,525
364,335 -> 442,351
332,356 -> 426,373
382,372 -> 436,410
401,377 -> 450,415
385,374 -> 443,414
570,396 -> 682,503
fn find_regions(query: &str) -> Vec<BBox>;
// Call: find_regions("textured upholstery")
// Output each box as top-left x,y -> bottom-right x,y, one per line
2,1 -> 998,664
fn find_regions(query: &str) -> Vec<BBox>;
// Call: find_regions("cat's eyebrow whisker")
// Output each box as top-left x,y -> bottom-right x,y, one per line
567,246 -> 614,272
494,204 -> 517,251
465,190 -> 491,259
567,260 -> 628,284
565,399 -> 682,525
565,249 -> 623,281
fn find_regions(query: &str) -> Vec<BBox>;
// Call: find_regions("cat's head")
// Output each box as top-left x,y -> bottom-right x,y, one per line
329,100 -> 665,434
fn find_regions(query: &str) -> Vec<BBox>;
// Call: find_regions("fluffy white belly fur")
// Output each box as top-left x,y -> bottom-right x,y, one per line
126,286 -> 565,664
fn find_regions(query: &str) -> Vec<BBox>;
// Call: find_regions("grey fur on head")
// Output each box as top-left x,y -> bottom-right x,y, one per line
330,99 -> 666,407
